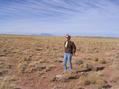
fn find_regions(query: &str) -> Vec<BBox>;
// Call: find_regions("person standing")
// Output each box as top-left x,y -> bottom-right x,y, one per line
64,34 -> 76,72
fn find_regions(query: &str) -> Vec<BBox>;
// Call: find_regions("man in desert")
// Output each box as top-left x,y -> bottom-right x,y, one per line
64,34 -> 76,72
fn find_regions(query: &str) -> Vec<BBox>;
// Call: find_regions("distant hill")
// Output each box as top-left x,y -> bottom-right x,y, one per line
39,33 -> 54,36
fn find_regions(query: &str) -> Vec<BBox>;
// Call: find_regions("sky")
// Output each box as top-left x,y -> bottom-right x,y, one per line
0,0 -> 119,37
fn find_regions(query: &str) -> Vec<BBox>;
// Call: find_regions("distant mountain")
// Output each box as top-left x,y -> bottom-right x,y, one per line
39,33 -> 54,36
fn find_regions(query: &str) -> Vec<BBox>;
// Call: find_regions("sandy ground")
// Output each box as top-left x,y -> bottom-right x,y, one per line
0,35 -> 119,89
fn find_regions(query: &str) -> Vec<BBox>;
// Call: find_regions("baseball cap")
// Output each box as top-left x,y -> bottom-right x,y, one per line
65,34 -> 71,38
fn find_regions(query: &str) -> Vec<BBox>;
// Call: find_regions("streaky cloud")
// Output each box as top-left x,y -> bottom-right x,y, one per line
1,0 -> 116,20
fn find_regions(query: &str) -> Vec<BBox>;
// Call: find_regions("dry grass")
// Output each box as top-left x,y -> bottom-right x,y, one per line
0,35 -> 119,89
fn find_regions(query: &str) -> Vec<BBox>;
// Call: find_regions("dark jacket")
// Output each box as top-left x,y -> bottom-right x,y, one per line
64,40 -> 76,54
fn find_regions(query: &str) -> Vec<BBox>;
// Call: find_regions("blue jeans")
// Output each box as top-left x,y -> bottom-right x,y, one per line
64,53 -> 72,71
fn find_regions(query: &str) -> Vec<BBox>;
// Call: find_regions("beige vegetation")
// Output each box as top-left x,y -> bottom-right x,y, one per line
0,35 -> 119,89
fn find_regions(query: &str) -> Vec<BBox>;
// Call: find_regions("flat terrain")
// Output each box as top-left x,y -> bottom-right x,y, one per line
0,35 -> 119,89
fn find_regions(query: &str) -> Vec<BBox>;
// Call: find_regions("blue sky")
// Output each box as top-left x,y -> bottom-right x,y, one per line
0,0 -> 119,37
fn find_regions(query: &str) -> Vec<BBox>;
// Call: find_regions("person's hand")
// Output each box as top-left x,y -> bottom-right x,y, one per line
73,53 -> 76,56
73,53 -> 78,56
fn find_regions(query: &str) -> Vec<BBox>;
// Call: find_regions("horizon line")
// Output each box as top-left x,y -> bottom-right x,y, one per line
0,33 -> 119,39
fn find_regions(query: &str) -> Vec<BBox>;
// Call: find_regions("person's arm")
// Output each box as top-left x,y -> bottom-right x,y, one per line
72,42 -> 76,55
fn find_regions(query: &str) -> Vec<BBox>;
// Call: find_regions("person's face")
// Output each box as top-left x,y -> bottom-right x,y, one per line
66,37 -> 70,41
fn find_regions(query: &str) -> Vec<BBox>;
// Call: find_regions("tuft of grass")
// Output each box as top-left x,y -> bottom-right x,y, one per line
79,72 -> 107,87
0,76 -> 18,89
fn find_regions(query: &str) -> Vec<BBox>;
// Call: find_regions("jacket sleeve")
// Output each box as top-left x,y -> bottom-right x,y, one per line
72,42 -> 76,54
